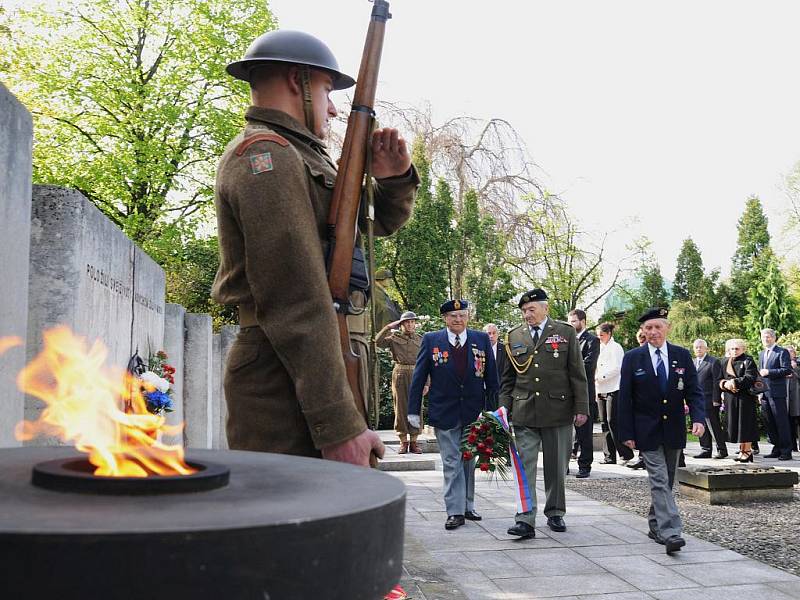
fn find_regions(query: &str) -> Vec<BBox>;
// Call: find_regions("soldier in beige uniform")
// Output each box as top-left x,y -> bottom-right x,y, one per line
211,30 -> 419,466
376,311 -> 425,454
501,288 -> 589,539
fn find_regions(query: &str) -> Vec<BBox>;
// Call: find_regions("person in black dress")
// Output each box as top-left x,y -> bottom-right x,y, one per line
718,338 -> 759,462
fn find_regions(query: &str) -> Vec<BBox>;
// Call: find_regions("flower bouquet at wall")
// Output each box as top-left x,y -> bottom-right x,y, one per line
460,411 -> 511,479
139,350 -> 175,415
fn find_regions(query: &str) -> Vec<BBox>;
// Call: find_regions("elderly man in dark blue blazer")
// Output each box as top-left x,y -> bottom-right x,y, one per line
408,299 -> 499,530
758,328 -> 793,460
618,307 -> 705,555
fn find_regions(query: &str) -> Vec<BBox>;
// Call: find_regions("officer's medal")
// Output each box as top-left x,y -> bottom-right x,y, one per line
550,340 -> 559,358
677,378 -> 684,391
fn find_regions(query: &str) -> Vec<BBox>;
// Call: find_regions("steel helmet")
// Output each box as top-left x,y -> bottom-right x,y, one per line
227,30 -> 355,89
399,311 -> 418,323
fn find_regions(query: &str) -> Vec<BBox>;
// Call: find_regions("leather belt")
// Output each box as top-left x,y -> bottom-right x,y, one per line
394,364 -> 415,370
238,304 -> 258,328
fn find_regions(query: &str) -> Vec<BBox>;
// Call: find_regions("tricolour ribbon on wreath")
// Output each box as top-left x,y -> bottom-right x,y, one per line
488,406 -> 533,514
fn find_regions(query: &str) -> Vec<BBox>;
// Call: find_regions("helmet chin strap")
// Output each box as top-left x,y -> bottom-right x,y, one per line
299,65 -> 315,133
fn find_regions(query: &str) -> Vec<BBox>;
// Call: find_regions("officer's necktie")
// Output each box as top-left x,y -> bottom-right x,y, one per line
532,326 -> 540,346
656,348 -> 668,396
453,335 -> 461,349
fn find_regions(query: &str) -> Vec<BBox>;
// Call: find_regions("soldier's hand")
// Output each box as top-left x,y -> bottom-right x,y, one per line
574,413 -> 588,427
623,440 -> 636,450
422,385 -> 430,397
371,128 -> 411,179
691,422 -> 705,437
321,429 -> 385,467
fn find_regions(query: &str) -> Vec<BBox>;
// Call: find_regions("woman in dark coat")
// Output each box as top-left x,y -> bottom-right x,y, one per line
786,346 -> 800,451
718,338 -> 759,462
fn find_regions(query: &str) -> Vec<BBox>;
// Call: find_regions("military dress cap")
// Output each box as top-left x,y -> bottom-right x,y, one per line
226,30 -> 356,89
440,299 -> 469,314
518,288 -> 548,308
399,311 -> 418,323
638,307 -> 669,323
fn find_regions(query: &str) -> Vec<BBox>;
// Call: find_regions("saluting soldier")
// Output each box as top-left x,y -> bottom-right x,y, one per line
211,30 -> 419,466
617,308 -> 705,555
500,289 -> 589,539
376,311 -> 426,454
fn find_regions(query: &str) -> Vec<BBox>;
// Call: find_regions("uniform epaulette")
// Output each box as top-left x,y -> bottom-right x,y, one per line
235,132 -> 290,156
508,323 -> 526,334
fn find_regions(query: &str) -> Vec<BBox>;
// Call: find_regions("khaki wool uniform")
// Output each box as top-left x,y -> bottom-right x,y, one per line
212,106 -> 419,456
376,324 -> 422,439
499,319 -> 589,525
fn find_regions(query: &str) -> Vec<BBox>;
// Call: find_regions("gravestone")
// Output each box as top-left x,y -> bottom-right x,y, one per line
218,324 -> 239,450
26,186 -> 165,441
678,464 -> 799,504
0,84 -> 33,447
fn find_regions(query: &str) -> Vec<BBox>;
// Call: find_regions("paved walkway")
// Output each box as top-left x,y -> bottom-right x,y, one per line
382,436 -> 800,599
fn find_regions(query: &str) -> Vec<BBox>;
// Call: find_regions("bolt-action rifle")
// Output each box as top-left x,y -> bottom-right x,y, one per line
326,0 -> 392,466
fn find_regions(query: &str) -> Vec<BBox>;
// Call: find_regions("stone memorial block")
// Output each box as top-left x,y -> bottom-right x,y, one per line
26,186 -> 165,441
678,464 -> 799,504
184,313 -> 213,448
211,333 -> 222,449
218,324 -> 239,450
162,303 -> 186,446
0,84 -> 33,447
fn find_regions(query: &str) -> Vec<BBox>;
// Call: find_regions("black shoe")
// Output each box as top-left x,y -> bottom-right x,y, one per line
693,451 -> 712,459
507,521 -> 535,539
764,451 -> 781,459
464,510 -> 482,521
576,468 -> 591,478
647,529 -> 665,545
779,454 -> 793,461
599,458 -> 616,465
627,458 -> 645,470
665,535 -> 686,554
713,451 -> 728,459
444,515 -> 465,530
547,516 -> 567,532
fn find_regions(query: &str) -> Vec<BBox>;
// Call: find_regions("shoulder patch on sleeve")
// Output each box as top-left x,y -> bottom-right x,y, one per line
235,132 -> 290,156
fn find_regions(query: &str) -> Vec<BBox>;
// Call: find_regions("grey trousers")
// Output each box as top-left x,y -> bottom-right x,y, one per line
641,446 -> 682,540
513,423 -> 573,526
435,426 -> 475,517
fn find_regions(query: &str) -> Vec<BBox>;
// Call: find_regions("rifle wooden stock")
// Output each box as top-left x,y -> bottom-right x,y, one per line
327,1 -> 391,465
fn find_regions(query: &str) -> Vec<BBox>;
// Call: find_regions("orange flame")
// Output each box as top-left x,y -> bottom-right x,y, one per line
0,336 -> 23,355
14,326 -> 196,477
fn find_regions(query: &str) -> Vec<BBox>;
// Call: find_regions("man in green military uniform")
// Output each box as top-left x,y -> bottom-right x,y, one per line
211,30 -> 419,466
500,288 -> 589,539
376,311 -> 425,454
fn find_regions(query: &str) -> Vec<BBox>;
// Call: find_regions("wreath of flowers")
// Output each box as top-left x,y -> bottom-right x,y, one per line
459,411 -> 511,479
140,350 -> 175,415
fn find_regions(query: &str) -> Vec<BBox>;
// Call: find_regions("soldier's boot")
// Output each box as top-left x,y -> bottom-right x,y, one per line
398,441 -> 409,454
409,438 -> 423,454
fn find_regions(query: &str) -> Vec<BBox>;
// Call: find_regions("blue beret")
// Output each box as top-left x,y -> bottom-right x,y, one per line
440,299 -> 469,314
518,288 -> 548,308
638,307 -> 669,323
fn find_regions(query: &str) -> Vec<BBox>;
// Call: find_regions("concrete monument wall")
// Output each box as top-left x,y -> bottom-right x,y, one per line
26,186 -> 165,438
0,84 -> 33,447
183,313 -> 213,448
162,303 -> 186,446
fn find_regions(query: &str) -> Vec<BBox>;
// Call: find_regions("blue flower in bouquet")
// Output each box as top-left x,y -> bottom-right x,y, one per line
144,389 -> 173,413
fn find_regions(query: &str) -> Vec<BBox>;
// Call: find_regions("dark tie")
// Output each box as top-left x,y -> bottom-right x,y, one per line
453,336 -> 461,349
532,326 -> 540,346
656,348 -> 668,396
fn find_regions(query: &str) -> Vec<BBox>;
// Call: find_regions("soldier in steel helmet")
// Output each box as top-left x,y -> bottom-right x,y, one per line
376,310 -> 426,453
211,30 -> 419,466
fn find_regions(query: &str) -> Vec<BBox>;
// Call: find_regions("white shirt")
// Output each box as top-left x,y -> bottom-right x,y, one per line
447,329 -> 467,348
648,343 -> 669,375
491,343 -> 498,359
595,337 -> 625,393
529,318 -> 548,341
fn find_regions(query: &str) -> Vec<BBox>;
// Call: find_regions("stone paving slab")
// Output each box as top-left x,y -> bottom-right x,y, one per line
390,445 -> 800,600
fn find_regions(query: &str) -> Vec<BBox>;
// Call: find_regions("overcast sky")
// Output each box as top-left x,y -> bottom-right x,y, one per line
270,0 -> 800,281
